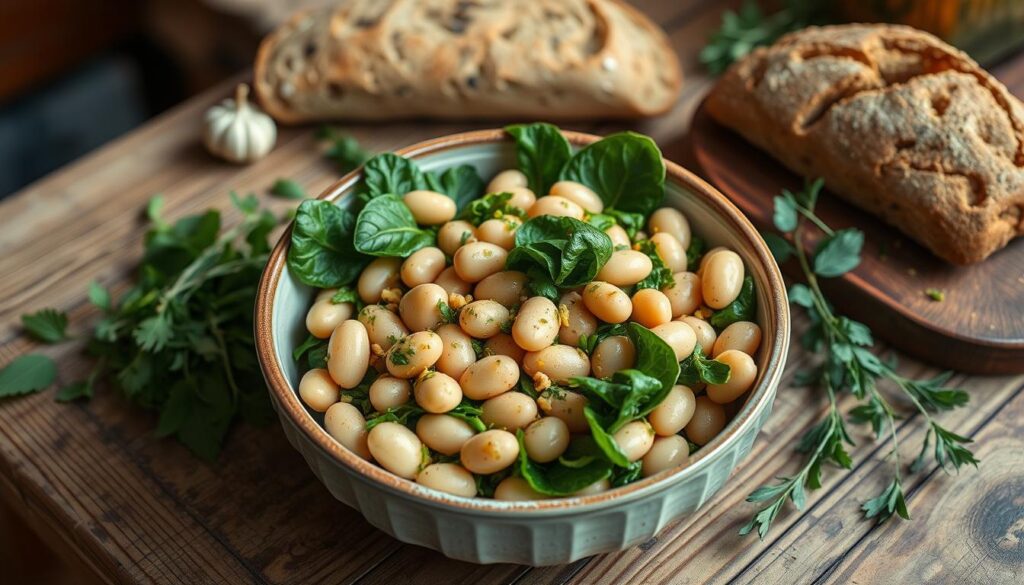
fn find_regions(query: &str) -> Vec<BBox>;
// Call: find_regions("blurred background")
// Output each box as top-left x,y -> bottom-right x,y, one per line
0,0 -> 336,198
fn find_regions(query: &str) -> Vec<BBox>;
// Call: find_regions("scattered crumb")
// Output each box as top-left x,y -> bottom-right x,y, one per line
371,343 -> 385,356
449,292 -> 471,309
533,371 -> 552,392
381,287 -> 403,304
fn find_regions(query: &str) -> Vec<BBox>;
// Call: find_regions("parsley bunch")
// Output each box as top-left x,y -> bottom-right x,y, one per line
2,193 -> 281,459
700,0 -> 829,74
742,179 -> 978,538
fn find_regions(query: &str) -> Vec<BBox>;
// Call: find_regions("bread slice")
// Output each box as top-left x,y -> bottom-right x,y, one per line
253,0 -> 682,123
706,24 -> 1024,265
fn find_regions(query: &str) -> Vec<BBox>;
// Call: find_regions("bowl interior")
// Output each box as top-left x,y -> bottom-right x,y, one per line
260,130 -> 788,513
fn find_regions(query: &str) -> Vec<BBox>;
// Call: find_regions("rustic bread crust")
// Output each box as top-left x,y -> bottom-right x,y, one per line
706,24 -> 1024,265
254,0 -> 682,123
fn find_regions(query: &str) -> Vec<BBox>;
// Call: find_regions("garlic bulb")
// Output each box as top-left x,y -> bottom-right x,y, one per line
203,83 -> 276,163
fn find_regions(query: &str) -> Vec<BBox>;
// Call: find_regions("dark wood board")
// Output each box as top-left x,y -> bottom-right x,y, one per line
689,101 -> 1024,375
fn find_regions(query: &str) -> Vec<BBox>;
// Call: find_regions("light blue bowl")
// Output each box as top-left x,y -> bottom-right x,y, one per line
255,129 -> 790,565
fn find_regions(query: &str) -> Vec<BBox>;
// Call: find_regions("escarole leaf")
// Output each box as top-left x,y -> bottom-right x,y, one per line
506,216 -> 612,289
710,275 -> 756,329
353,194 -> 435,257
288,199 -> 368,287
361,153 -> 428,198
561,132 -> 665,216
516,431 -> 612,496
505,123 -> 573,195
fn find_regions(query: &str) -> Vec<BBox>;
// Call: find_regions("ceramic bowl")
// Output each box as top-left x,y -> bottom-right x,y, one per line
254,129 -> 790,565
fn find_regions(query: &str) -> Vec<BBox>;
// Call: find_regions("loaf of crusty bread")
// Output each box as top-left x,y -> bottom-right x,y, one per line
254,0 -> 682,123
706,24 -> 1024,265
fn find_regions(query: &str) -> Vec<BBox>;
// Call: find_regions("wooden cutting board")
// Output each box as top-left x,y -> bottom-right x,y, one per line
689,101 -> 1024,374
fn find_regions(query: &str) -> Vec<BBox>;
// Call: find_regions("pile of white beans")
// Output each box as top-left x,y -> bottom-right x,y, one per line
296,169 -> 762,500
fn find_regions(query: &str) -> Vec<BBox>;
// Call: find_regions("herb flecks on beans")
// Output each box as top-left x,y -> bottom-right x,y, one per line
288,124 -> 762,499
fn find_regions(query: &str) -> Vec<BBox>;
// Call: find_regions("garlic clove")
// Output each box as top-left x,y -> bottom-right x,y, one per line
203,83 -> 277,164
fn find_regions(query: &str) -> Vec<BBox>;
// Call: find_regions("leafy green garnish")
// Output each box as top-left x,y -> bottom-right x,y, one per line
582,407 -> 632,467
506,216 -> 613,290
710,275 -> 756,329
577,323 -> 626,355
270,178 -> 307,200
572,369 -> 664,433
505,123 -> 573,195
293,335 -> 325,363
437,300 -> 458,324
741,179 -> 977,538
22,309 -> 70,343
626,322 -> 680,402
330,287 -> 360,305
447,400 -> 487,432
686,234 -> 706,271
458,192 -> 525,225
353,194 -> 435,257
516,431 -> 613,496
0,354 -> 57,397
700,0 -> 827,75
425,165 -> 486,211
634,239 -> 675,291
678,345 -> 731,386
366,402 -> 425,431
361,153 -> 429,199
317,127 -> 372,173
561,132 -> 666,216
288,199 -> 368,287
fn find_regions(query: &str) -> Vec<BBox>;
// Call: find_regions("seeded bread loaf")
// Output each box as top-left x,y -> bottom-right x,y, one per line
254,0 -> 682,123
706,24 -> 1024,265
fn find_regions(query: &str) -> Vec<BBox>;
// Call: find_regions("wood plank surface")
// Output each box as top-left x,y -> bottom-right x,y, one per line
1,1 -> 1021,584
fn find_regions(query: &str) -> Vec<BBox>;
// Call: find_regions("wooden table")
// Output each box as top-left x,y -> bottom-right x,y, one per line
2,1 -> 1022,583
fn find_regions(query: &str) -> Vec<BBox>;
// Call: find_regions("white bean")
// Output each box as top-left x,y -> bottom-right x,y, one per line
582,281 -> 632,324
299,368 -> 339,412
651,232 -> 687,273
324,402 -> 372,460
522,345 -> 590,383
474,271 -> 528,308
417,463 -> 476,497
460,429 -> 519,474
512,296 -> 560,352
386,331 -> 443,378
477,216 -> 521,250
487,169 -> 528,193
359,304 -> 409,352
401,247 -> 446,287
414,372 -> 463,413
357,257 -> 402,303
613,420 -> 655,462
438,221 -> 477,256
648,207 -> 691,249
367,422 -> 423,479
306,295 -> 354,339
453,242 -> 507,283
648,385 -> 696,436
713,321 -> 762,357
596,250 -> 653,286
494,476 -> 548,501
590,335 -> 636,378
702,250 -> 744,309
416,414 -> 476,456
369,375 -> 411,412
642,435 -> 690,477
523,416 -> 570,463
706,350 -> 757,404
435,324 -> 477,379
662,272 -> 702,317
527,195 -> 584,219
537,390 -> 588,433
482,391 -> 538,431
399,283 -> 448,332
327,320 -> 370,388
558,291 -> 597,347
651,321 -> 697,361
458,300 -> 510,339
459,355 -> 520,400
403,190 -> 456,225
549,180 -> 604,213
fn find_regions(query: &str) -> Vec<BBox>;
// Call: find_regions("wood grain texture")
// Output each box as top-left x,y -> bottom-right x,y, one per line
0,1 -> 1021,584
689,59 -> 1024,374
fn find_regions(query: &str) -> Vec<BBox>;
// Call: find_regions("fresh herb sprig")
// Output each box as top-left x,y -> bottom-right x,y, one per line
701,0 -> 828,74
742,179 -> 977,538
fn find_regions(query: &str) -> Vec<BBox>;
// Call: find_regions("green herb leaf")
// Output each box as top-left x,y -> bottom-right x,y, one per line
762,232 -> 795,263
634,239 -> 675,291
362,153 -> 428,198
773,194 -> 798,232
438,300 -> 458,324
458,192 -> 525,226
56,380 -> 93,402
862,477 -> 910,524
88,282 -> 112,312
330,287 -> 360,305
270,178 -> 307,200
0,354 -> 57,397
505,123 -> 573,195
561,132 -> 666,216
317,128 -> 371,173
583,406 -> 632,467
678,345 -> 731,386
572,369 -> 664,433
813,229 -> 863,277
293,335 -> 326,362
710,275 -> 756,329
353,194 -> 435,257
425,164 -> 485,211
516,431 -> 613,496
506,216 -> 613,289
288,199 -> 368,287
21,309 -> 70,343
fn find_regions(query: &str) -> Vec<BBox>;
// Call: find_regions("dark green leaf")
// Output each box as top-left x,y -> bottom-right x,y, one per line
0,354 -> 57,397
762,232 -> 794,263
361,153 -> 428,198
438,300 -> 458,324
21,309 -> 70,343
862,477 -> 910,523
318,128 -> 371,173
634,239 -> 675,291
583,406 -> 632,467
678,345 -> 731,386
686,234 -> 707,271
710,275 -> 756,329
604,209 -> 645,239
627,322 -> 680,408
458,192 -> 525,225
88,282 -> 112,312
293,335 -> 325,362
561,132 -> 666,216
506,216 -> 613,289
270,178 -> 307,200
505,123 -> 573,195
330,287 -> 360,305
516,431 -> 613,496
353,194 -> 435,256
56,380 -> 93,402
288,199 -> 368,287
425,164 -> 485,211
